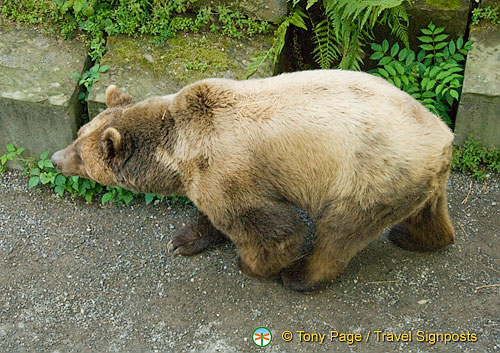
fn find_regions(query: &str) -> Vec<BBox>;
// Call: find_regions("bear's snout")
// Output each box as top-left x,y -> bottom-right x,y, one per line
51,150 -> 64,169
50,148 -> 86,178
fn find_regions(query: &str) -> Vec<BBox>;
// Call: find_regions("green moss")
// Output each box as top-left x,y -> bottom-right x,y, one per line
102,31 -> 273,86
425,0 -> 461,10
104,32 -> 248,85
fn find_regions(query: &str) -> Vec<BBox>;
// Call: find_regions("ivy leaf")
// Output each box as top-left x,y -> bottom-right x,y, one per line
98,65 -> 110,73
101,192 -> 114,205
448,41 -> 456,55
377,68 -> 389,78
382,40 -> 389,53
419,44 -> 434,51
390,42 -> 400,57
29,176 -> 40,188
6,144 -> 15,152
370,51 -> 384,60
379,56 -> 392,65
145,193 -> 156,205
55,174 -> 66,186
429,66 -> 441,78
433,27 -> 445,35
384,65 -> 397,76
398,48 -> 408,61
394,62 -> 405,75
30,168 -> 40,176
122,193 -> 134,205
393,76 -> 402,88
417,36 -> 433,43
55,185 -> 65,197
434,42 -> 448,50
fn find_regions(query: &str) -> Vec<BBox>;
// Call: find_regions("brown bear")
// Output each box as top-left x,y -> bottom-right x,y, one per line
51,69 -> 455,292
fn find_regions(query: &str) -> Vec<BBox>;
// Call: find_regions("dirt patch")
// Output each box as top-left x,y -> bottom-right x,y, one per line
0,171 -> 498,352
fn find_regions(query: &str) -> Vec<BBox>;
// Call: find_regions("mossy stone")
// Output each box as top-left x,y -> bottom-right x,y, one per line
88,31 -> 274,118
424,0 -> 461,10
0,23 -> 89,169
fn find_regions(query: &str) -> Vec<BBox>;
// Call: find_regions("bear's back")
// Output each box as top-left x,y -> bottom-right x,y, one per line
184,70 -> 453,215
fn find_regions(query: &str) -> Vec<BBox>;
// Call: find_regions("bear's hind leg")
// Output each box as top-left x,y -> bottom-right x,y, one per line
167,212 -> 227,256
280,219 -> 374,292
389,186 -> 454,252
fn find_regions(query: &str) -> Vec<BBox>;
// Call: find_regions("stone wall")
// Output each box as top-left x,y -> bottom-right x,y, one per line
0,24 -> 89,169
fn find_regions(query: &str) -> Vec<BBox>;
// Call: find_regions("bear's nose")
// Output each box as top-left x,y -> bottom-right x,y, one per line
51,150 -> 64,169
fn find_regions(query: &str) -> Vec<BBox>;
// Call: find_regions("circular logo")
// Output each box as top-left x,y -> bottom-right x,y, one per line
252,327 -> 272,347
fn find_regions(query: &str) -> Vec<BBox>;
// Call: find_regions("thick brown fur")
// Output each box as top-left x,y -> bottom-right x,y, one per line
52,70 -> 455,292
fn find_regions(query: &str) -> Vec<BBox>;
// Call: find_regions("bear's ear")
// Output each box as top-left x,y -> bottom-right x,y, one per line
102,127 -> 122,159
105,85 -> 133,108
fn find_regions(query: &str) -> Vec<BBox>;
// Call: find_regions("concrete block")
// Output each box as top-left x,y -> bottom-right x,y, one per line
89,31 -> 275,118
455,24 -> 500,148
0,24 -> 88,169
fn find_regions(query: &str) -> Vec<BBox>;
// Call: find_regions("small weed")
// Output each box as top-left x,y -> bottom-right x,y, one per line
452,137 -> 500,181
72,63 -> 110,102
184,61 -> 209,72
0,144 -> 25,173
471,6 -> 500,26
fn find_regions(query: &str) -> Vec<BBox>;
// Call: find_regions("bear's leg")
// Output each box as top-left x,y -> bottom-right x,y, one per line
167,212 -> 227,256
389,186 -> 454,251
231,204 -> 307,280
280,219 -> 374,292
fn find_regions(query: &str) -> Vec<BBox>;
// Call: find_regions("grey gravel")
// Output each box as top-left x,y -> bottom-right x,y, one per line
0,170 -> 499,353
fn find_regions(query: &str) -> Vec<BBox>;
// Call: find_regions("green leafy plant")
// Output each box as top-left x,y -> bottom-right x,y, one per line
309,0 -> 409,70
22,151 -> 104,202
0,144 -> 25,173
216,6 -> 271,38
246,5 -> 307,78
72,63 -> 110,102
2,145 -> 189,206
246,0 -> 410,77
370,23 -> 473,125
471,6 -> 499,26
452,136 -> 500,181
2,1 -> 272,62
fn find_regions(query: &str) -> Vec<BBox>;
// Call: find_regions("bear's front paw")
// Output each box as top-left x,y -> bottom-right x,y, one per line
167,226 -> 212,256
280,259 -> 328,293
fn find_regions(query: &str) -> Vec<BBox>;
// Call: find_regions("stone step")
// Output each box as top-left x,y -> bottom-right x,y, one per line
454,21 -> 500,148
0,24 -> 89,169
88,31 -> 275,119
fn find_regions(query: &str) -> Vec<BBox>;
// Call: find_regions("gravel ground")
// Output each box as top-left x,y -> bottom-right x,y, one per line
0,170 -> 498,353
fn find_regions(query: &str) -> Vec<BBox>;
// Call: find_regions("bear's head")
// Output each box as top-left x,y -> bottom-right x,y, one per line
51,85 -> 183,195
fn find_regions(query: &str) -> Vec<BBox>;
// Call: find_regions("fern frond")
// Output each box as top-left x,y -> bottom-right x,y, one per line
312,18 -> 339,69
383,5 -> 410,48
312,0 -> 409,70
245,50 -> 273,79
